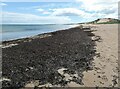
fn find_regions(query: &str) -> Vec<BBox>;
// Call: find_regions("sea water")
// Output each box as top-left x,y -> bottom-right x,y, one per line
1,24 -> 75,41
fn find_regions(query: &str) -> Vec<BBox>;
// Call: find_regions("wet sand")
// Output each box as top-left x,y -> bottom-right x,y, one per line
2,26 -> 96,88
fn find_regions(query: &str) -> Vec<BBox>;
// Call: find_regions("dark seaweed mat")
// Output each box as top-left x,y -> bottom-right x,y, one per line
2,27 -> 96,88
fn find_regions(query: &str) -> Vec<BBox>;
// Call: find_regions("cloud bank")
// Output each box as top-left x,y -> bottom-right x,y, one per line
1,0 -> 119,24
2,12 -> 71,24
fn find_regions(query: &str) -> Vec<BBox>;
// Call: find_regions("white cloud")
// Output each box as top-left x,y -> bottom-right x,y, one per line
0,2 -> 7,6
36,8 -> 44,12
50,7 -> 109,20
104,11 -> 118,19
76,0 -> 118,12
2,12 -> 71,24
36,8 -> 51,15
51,8 -> 92,18
42,11 -> 51,15
76,0 -> 119,19
77,0 -> 119,4
52,8 -> 83,16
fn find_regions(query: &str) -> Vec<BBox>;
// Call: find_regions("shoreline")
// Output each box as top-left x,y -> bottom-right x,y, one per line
2,26 -> 97,88
2,33 -> 53,48
2,24 -> 118,88
2,25 -> 79,48
2,24 -> 79,42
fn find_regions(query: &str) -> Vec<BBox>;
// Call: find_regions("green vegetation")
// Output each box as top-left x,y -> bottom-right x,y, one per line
97,20 -> 120,24
87,18 -> 120,24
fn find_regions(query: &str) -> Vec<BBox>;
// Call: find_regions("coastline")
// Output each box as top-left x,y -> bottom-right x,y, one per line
2,33 -> 52,48
2,24 -> 79,48
2,24 -> 118,88
1,24 -> 79,42
2,26 -> 96,88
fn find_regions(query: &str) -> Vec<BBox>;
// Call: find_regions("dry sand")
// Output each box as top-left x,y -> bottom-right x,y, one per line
79,24 -> 118,87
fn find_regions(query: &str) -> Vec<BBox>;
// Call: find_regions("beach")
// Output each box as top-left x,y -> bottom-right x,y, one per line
80,24 -> 118,87
2,24 -> 118,88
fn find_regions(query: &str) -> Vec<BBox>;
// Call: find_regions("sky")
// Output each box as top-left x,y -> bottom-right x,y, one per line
0,0 -> 119,24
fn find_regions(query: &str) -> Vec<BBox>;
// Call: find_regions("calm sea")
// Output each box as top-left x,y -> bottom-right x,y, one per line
1,24 -> 75,41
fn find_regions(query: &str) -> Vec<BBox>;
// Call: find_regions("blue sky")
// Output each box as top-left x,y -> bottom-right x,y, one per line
1,0 -> 119,24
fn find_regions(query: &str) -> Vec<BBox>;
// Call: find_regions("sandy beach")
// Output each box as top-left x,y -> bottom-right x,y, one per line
80,24 -> 118,87
2,24 -> 119,88
1,0 -> 119,88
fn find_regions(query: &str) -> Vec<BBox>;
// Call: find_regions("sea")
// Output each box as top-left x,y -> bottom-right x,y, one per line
1,24 -> 76,41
